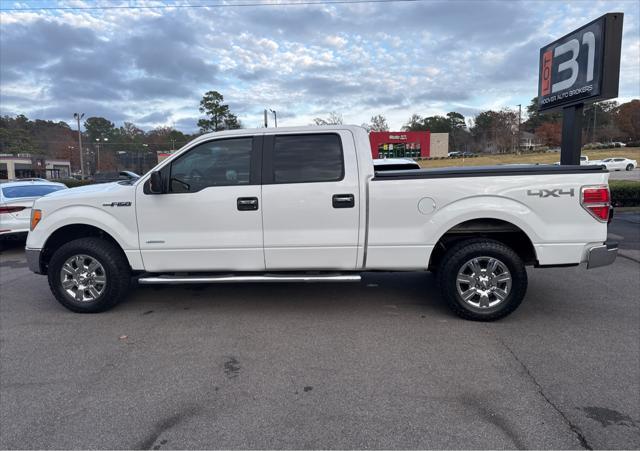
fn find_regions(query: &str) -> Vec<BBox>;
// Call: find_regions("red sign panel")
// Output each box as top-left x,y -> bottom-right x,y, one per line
369,131 -> 431,159
541,49 -> 553,96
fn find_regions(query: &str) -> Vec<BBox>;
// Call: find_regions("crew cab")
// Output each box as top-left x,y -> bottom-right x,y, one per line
25,126 -> 617,320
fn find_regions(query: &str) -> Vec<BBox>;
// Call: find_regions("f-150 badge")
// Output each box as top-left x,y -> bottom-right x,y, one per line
102,201 -> 132,207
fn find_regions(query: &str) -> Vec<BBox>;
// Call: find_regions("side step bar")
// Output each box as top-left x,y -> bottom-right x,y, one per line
138,274 -> 361,285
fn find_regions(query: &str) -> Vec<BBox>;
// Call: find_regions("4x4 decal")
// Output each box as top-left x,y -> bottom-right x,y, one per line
527,188 -> 575,198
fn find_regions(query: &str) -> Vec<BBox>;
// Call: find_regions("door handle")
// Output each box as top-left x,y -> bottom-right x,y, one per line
237,197 -> 259,211
332,194 -> 355,208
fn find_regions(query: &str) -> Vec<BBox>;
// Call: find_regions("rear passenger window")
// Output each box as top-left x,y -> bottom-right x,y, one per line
272,134 -> 343,183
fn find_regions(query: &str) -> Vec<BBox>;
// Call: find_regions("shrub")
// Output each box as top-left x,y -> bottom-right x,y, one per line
52,179 -> 95,188
610,180 -> 640,207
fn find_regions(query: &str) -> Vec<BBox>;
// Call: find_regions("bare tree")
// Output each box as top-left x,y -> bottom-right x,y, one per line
313,112 -> 343,125
367,114 -> 389,132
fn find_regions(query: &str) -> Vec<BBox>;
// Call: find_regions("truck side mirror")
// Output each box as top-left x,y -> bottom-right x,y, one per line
148,171 -> 164,194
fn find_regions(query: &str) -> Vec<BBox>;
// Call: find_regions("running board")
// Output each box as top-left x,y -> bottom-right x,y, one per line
138,274 -> 361,285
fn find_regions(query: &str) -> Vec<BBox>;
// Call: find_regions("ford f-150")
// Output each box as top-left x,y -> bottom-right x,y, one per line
25,125 -> 617,320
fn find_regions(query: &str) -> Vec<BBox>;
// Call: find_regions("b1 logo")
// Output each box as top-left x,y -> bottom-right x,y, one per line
537,16 -> 611,111
541,31 -> 595,96
527,189 -> 575,198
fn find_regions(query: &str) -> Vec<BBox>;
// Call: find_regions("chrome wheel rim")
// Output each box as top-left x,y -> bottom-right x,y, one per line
60,254 -> 107,302
456,256 -> 512,309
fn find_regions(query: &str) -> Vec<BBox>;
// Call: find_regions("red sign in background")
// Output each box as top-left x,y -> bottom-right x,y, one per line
369,131 -> 431,158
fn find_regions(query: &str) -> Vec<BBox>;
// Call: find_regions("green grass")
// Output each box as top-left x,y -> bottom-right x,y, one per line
418,147 -> 640,169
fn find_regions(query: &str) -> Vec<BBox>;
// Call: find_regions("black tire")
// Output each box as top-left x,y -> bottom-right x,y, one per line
47,237 -> 131,313
437,238 -> 528,321
626,164 -> 634,171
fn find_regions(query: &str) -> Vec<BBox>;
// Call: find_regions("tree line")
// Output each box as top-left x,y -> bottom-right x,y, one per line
1,90 -> 638,175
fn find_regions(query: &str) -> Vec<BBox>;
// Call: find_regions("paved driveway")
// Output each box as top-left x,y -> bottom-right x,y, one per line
1,219 -> 638,449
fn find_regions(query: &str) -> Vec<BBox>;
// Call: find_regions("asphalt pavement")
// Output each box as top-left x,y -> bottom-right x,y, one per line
1,216 -> 639,450
609,168 -> 640,181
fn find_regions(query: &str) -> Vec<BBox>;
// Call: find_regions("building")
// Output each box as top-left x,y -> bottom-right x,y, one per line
0,154 -> 71,180
519,131 -> 545,151
369,131 -> 449,159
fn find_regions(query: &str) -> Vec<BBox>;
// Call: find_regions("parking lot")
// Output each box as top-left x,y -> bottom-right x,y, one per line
1,214 -> 638,450
609,167 -> 640,181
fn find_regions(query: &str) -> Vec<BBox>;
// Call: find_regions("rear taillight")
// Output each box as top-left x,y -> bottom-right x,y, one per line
581,185 -> 611,222
0,206 -> 26,214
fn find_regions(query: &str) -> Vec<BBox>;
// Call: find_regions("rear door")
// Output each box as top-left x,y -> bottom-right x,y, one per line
261,131 -> 360,270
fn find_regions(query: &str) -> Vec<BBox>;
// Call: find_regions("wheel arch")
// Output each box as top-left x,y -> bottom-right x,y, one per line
428,217 -> 537,270
40,224 -> 128,275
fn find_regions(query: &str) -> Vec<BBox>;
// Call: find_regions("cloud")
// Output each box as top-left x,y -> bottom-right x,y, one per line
0,0 -> 638,130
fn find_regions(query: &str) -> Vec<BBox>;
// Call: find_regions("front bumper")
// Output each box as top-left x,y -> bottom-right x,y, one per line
587,241 -> 618,269
25,248 -> 44,274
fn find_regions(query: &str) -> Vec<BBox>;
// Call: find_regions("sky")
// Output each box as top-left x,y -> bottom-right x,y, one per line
0,0 -> 639,132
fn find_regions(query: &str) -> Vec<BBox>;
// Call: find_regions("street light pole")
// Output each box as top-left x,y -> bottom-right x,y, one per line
73,113 -> 85,179
95,137 -> 108,172
270,109 -> 278,128
517,104 -> 522,154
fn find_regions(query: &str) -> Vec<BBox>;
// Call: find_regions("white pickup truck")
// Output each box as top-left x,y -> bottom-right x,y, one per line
25,125 -> 617,320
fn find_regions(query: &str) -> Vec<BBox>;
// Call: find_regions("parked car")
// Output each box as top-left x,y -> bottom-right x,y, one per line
93,171 -> 140,184
554,155 -> 591,165
25,125 -> 616,321
448,151 -> 475,158
373,158 -> 420,171
591,157 -> 637,171
0,180 -> 67,239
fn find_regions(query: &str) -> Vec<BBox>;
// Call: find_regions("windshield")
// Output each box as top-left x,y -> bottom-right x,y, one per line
1,184 -> 65,198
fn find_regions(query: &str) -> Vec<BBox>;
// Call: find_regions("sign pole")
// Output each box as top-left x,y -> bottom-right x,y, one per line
560,104 -> 584,165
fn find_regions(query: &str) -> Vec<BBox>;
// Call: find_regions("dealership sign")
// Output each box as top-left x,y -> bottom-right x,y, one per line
538,13 -> 623,111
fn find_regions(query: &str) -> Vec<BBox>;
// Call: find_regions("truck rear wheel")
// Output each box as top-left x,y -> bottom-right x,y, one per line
437,238 -> 527,321
47,237 -> 131,313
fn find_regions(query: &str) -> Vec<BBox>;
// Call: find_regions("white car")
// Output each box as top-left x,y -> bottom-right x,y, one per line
554,156 -> 590,165
591,157 -> 637,171
0,180 -> 67,238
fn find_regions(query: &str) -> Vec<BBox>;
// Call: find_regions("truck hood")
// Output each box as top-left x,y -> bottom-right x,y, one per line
33,181 -> 136,211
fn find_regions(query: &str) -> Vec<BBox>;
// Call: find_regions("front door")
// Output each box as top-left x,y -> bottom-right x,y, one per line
136,135 -> 264,272
261,131 -> 360,270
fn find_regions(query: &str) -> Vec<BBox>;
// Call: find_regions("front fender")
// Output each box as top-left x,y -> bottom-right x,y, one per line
26,205 -> 139,251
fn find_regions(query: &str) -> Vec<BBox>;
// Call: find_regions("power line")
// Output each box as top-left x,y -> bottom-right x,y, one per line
0,0 -> 422,12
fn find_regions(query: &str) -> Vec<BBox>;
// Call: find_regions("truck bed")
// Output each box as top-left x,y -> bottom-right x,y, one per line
373,164 -> 607,180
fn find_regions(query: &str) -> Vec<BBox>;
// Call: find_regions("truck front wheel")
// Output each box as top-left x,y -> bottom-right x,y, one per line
437,239 -> 528,321
47,237 -> 131,313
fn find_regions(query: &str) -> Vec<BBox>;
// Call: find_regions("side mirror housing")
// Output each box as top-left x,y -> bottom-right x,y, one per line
148,171 -> 164,194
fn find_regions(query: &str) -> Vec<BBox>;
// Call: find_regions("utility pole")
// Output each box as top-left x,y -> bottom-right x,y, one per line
517,104 -> 522,154
270,109 -> 278,127
592,104 -> 597,143
95,137 -> 108,172
73,113 -> 85,179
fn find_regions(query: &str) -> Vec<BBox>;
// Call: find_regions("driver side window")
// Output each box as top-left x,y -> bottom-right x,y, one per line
169,137 -> 253,193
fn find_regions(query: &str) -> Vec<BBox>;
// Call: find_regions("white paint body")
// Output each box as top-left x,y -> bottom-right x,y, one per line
26,125 -> 610,272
